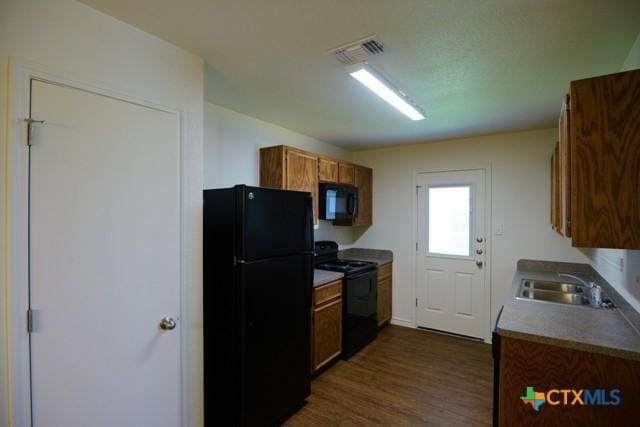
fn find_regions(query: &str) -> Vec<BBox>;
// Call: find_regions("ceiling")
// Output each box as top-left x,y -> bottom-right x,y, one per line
80,0 -> 640,149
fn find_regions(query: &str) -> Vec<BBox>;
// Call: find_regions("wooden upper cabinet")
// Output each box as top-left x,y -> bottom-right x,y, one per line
286,149 -> 319,225
318,157 -> 339,183
260,145 -> 374,228
259,145 -> 319,225
353,166 -> 373,227
260,145 -> 285,188
558,94 -> 571,237
569,69 -> 640,248
550,153 -> 555,229
338,163 -> 355,185
551,142 -> 561,232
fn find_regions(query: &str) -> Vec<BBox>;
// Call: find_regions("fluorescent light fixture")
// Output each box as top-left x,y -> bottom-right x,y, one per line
348,65 -> 425,121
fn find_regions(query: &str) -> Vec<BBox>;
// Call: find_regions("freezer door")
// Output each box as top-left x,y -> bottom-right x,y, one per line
237,186 -> 313,261
240,253 -> 312,425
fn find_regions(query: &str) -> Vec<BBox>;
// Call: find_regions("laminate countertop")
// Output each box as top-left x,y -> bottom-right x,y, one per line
313,269 -> 344,288
497,259 -> 640,361
338,248 -> 393,265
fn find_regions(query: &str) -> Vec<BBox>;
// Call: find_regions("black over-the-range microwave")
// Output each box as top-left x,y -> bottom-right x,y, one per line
319,183 -> 359,221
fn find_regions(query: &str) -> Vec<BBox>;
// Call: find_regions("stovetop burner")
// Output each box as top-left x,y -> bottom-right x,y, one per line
333,260 -> 369,267
314,240 -> 377,276
315,258 -> 377,275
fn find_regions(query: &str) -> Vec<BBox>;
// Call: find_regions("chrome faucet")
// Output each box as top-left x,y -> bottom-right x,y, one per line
558,273 -> 591,288
558,273 -> 602,307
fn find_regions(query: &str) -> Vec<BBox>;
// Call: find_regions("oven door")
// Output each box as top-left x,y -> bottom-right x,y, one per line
346,270 -> 377,317
343,269 -> 378,358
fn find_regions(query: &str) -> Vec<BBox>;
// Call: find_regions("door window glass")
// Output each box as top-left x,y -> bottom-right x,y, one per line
428,185 -> 471,256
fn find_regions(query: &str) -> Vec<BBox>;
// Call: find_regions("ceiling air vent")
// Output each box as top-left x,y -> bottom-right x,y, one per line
329,35 -> 384,66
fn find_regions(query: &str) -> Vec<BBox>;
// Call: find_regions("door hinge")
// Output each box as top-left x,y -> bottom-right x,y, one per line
27,309 -> 33,333
416,242 -> 418,251
22,118 -> 46,146
415,298 -> 418,307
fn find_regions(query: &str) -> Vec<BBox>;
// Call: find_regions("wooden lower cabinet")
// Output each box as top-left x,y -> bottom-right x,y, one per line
498,336 -> 640,426
377,262 -> 392,327
312,280 -> 343,373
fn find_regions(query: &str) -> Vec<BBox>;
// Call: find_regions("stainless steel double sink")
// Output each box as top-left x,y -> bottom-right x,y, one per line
516,278 -> 614,308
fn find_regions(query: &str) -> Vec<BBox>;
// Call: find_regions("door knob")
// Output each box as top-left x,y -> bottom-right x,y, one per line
476,260 -> 483,268
159,316 -> 176,330
476,237 -> 484,243
476,249 -> 483,255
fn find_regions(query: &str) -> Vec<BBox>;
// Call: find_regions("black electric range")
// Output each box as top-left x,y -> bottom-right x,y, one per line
314,241 -> 378,358
314,241 -> 377,274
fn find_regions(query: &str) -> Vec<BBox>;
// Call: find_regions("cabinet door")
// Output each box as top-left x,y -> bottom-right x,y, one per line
559,94 -> 571,237
286,149 -> 319,224
313,299 -> 342,371
338,163 -> 355,185
551,142 -> 561,232
318,158 -> 339,183
570,70 -> 640,248
353,166 -> 372,226
499,336 -> 640,426
377,276 -> 392,327
550,154 -> 555,229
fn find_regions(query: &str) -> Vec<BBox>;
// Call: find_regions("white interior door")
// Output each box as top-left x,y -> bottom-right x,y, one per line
29,79 -> 181,427
416,170 -> 486,339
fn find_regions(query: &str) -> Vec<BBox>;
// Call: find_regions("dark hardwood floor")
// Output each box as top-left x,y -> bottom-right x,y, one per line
285,325 -> 493,426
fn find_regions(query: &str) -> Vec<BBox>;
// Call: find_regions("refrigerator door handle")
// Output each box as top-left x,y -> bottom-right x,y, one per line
304,194 -> 314,251
303,253 -> 314,308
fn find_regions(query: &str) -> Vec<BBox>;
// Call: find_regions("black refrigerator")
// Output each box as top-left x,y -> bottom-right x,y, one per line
203,185 -> 314,427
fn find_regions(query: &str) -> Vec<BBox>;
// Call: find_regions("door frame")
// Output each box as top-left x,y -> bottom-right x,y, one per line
412,167 -> 493,343
2,57 -> 191,427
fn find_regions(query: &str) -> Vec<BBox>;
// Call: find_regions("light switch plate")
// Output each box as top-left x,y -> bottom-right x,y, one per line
495,223 -> 504,236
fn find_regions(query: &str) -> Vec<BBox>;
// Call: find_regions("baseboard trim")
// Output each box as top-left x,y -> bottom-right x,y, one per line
390,317 -> 415,329
416,326 -> 484,342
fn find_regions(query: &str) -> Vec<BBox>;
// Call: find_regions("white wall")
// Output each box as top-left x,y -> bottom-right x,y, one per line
581,32 -> 640,313
351,128 -> 588,334
0,1 -> 204,426
204,101 -> 355,245
622,32 -> 640,71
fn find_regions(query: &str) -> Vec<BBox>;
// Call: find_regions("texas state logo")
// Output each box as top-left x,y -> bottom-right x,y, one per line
521,387 -> 546,411
520,386 -> 621,412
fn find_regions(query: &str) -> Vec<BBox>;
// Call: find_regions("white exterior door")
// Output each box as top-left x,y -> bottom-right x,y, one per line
416,170 -> 487,339
29,79 -> 182,426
